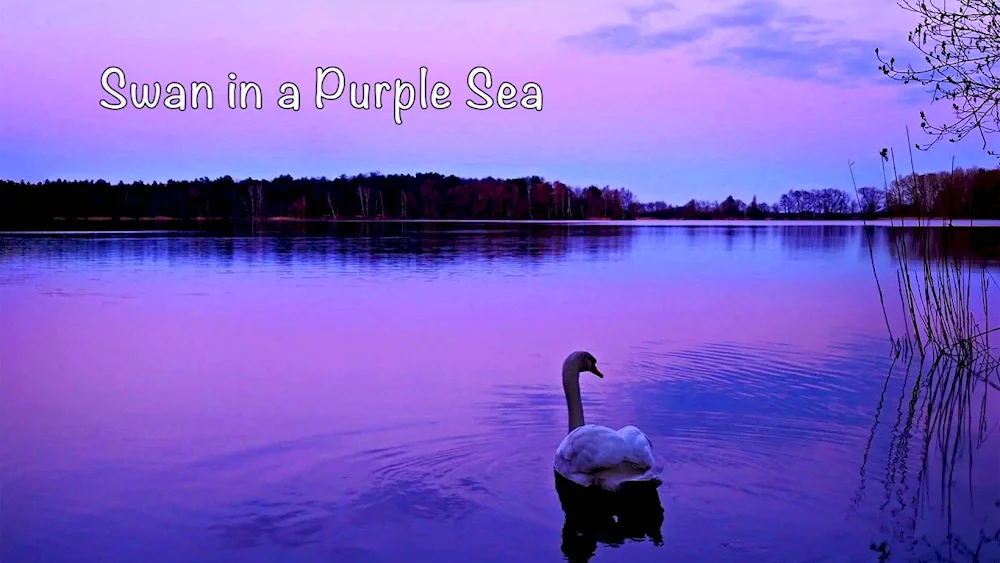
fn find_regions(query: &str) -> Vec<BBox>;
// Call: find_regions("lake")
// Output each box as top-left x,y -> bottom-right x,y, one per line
2,221 -> 998,563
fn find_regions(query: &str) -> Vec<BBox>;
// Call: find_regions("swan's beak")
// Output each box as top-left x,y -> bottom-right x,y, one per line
590,367 -> 604,378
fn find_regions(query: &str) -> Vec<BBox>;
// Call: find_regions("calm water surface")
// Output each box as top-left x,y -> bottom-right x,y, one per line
2,222 -> 998,563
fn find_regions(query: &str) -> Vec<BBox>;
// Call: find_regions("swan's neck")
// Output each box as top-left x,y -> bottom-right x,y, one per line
562,363 -> 585,433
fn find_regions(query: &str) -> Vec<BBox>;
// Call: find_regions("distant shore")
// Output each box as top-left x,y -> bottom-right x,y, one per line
3,165 -> 998,229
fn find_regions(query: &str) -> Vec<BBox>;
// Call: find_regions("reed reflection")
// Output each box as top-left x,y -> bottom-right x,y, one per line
857,351 -> 999,562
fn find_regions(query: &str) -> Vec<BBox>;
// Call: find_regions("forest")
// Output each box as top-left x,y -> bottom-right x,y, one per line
1,164 -> 999,228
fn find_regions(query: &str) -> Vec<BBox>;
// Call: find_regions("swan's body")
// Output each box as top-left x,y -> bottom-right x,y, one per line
555,423 -> 659,489
554,351 -> 662,491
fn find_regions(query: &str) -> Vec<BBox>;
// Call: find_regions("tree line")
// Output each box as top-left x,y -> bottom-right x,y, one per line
0,173 -> 639,226
639,165 -> 1000,220
1,165 -> 998,227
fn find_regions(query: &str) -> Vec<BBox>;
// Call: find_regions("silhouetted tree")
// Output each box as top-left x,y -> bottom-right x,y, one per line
720,195 -> 742,218
747,195 -> 765,219
857,186 -> 885,217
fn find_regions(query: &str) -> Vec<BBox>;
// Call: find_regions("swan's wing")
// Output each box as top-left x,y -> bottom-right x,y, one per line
615,425 -> 655,469
555,424 -> 632,480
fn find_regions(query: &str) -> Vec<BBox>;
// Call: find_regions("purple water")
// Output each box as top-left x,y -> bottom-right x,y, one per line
2,222 -> 998,562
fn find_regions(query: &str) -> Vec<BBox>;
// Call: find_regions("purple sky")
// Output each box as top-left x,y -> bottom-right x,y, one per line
1,0 -> 996,203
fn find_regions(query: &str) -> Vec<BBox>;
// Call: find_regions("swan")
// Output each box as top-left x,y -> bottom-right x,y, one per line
554,351 -> 662,491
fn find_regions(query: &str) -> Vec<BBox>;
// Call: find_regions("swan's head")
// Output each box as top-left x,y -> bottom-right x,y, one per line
566,351 -> 604,378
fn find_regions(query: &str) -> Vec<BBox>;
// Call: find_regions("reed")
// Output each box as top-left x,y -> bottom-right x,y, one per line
851,129 -> 999,380
852,129 -> 1000,561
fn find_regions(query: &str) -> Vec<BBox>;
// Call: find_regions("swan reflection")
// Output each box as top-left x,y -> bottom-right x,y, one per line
554,470 -> 664,562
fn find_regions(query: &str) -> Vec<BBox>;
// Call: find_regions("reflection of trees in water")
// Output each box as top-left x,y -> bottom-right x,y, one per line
882,226 -> 1000,265
778,225 -> 858,252
0,223 -> 638,270
10,223 -> 1000,269
857,353 -> 999,561
554,471 -> 664,563
762,224 -> 1000,265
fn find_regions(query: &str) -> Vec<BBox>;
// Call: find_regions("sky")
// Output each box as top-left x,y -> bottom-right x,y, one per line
0,0 -> 997,204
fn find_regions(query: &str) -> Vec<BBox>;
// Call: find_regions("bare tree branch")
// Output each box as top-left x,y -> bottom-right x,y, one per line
877,0 -> 1000,156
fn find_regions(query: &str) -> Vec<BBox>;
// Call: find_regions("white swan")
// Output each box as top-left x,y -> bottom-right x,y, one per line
554,351 -> 662,491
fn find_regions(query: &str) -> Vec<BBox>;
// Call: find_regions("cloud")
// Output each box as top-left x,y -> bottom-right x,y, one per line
625,1 -> 678,23
563,0 -> 885,87
564,23 -> 709,53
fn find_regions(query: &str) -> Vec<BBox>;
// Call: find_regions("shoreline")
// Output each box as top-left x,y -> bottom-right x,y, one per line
3,216 -> 1000,233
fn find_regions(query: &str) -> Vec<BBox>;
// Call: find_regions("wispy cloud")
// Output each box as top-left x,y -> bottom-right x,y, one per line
625,1 -> 678,23
563,0 -> 884,86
